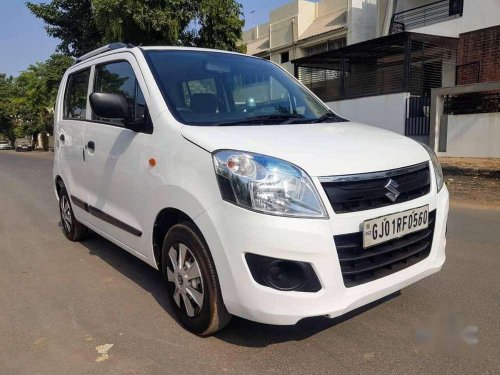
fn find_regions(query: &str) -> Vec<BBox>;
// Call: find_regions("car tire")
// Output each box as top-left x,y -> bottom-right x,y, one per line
161,222 -> 232,336
58,187 -> 89,241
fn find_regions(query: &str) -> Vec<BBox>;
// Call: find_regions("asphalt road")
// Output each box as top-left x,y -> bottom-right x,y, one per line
1,150 -> 499,374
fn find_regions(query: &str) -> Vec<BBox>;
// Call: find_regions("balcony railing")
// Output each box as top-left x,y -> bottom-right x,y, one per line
390,0 -> 463,34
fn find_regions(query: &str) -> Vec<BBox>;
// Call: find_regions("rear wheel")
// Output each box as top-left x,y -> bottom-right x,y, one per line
59,187 -> 88,241
161,223 -> 231,336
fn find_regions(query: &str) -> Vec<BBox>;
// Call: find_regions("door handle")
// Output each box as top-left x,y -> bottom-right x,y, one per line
87,141 -> 95,151
59,134 -> 65,141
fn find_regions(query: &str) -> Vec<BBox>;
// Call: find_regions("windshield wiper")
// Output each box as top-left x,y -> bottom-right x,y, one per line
312,112 -> 348,123
217,114 -> 305,127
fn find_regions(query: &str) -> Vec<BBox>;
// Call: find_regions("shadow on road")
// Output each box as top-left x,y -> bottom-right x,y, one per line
77,229 -> 178,321
214,292 -> 400,347
76,228 -> 400,347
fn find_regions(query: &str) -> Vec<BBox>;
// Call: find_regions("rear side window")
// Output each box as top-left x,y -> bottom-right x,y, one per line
93,61 -> 146,125
63,69 -> 90,119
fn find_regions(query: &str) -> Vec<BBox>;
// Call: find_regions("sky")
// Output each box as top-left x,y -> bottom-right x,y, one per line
0,0 -> 292,77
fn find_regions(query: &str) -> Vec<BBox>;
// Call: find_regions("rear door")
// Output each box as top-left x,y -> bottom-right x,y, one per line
56,68 -> 93,222
83,55 -> 150,254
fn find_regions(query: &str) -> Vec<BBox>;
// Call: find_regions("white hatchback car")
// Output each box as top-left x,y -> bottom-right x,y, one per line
0,140 -> 11,150
54,43 -> 449,336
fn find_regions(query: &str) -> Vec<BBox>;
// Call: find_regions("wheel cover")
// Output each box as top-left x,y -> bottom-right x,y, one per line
166,243 -> 204,317
60,195 -> 72,233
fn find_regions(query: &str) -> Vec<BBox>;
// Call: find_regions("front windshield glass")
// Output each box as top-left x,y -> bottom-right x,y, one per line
144,50 -> 339,126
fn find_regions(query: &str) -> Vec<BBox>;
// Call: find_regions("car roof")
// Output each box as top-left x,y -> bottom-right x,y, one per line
69,45 -> 257,71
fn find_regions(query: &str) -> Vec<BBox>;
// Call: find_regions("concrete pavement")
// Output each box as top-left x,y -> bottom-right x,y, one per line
0,150 -> 499,374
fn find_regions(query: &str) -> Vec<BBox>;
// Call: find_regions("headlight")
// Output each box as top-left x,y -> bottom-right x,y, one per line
213,150 -> 328,218
421,143 -> 444,192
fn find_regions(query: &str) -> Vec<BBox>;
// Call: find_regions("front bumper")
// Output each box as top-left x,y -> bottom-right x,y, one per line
195,185 -> 449,325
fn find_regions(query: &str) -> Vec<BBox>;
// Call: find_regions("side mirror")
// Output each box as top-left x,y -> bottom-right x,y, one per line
89,92 -> 130,123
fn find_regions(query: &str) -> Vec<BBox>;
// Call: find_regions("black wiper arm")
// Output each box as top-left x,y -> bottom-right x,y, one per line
217,114 -> 305,127
313,112 -> 348,123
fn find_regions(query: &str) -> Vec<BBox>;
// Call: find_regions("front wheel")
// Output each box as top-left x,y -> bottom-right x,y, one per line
161,223 -> 231,336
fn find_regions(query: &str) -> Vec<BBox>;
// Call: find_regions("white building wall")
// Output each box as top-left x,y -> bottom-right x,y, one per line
347,0 -> 378,44
441,113 -> 500,157
297,0 -> 317,35
327,92 -> 409,134
377,0 -> 394,36
412,0 -> 500,38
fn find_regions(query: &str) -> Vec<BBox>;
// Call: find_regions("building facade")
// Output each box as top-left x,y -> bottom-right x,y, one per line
242,0 -> 379,74
242,0 -> 500,154
456,25 -> 500,85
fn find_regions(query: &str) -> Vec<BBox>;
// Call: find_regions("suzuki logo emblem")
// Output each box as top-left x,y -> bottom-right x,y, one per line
384,179 -> 400,202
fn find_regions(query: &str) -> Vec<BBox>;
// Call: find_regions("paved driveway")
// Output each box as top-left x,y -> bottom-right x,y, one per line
0,150 -> 498,374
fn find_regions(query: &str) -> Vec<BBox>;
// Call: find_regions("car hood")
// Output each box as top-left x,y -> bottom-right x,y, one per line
181,122 -> 429,177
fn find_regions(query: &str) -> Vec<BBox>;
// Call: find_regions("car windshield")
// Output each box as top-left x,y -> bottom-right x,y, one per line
144,50 -> 343,126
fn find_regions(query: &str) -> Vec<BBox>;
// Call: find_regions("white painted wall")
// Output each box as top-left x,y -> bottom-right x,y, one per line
348,0 -> 378,44
412,0 -> 500,38
441,113 -> 500,157
327,92 -> 409,134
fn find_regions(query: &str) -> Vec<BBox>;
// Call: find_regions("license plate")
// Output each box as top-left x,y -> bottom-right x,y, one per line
363,205 -> 429,248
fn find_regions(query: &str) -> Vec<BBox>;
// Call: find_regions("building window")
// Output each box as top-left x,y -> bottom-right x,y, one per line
280,51 -> 289,64
305,43 -> 328,56
305,39 -> 346,57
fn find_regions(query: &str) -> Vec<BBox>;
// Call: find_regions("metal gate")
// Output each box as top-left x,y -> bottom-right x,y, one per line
405,96 -> 430,136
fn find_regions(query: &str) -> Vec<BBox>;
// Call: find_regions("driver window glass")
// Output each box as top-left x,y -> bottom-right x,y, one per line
93,61 -> 146,125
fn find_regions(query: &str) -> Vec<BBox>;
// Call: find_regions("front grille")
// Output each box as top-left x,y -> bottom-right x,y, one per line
320,162 -> 430,213
334,211 -> 436,287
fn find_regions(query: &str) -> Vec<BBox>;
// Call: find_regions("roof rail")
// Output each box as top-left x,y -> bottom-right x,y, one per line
73,43 -> 133,65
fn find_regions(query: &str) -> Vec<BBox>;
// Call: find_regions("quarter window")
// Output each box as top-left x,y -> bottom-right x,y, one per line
63,69 -> 90,119
93,61 -> 146,125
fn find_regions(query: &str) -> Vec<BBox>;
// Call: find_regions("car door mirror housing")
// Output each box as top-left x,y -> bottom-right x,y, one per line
89,92 -> 130,123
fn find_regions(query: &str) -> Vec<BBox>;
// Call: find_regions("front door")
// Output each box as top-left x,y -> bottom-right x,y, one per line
84,57 -> 150,255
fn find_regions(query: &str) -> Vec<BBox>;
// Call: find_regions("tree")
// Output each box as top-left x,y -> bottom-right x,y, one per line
26,0 -> 104,57
27,0 -> 245,56
20,54 -> 73,136
0,74 -> 16,142
196,0 -> 246,52
0,55 -> 73,144
92,0 -> 197,46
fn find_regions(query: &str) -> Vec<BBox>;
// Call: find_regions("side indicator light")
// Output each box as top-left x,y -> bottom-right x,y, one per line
149,158 -> 157,167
